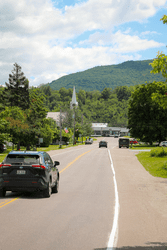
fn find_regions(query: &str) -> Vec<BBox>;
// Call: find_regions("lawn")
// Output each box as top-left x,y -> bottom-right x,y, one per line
130,143 -> 159,150
137,150 -> 167,178
0,143 -> 80,163
0,137 -> 97,163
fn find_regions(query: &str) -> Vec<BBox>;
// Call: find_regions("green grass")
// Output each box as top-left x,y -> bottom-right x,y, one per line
0,144 -> 78,163
137,151 -> 167,178
130,143 -> 158,150
0,137 -> 96,163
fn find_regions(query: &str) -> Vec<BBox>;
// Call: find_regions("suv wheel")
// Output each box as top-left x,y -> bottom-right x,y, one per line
0,188 -> 6,197
52,179 -> 59,193
43,182 -> 52,198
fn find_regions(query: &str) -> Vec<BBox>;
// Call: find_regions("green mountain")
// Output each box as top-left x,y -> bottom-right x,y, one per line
49,59 -> 165,92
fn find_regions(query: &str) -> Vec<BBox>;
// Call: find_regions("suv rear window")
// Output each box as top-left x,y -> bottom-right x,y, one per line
5,154 -> 40,165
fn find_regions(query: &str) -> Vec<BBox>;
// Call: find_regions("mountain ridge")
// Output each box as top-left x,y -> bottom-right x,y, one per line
49,59 -> 165,92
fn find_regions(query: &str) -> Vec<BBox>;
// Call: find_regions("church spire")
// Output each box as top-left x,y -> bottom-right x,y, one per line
70,86 -> 78,109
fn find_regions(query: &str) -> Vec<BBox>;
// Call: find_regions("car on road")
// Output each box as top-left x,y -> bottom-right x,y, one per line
0,143 -> 7,153
119,138 -> 129,148
85,138 -> 93,144
159,141 -> 167,147
0,150 -> 60,198
130,139 -> 138,144
99,140 -> 107,148
114,134 -> 119,138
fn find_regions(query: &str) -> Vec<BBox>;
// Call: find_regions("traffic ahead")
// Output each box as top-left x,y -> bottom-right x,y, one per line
0,137 -> 167,250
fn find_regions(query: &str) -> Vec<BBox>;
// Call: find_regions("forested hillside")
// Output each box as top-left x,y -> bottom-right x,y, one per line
38,85 -> 135,127
49,60 -> 164,92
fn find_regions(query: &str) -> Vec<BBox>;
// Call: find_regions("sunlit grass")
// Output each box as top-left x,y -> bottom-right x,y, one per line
137,151 -> 167,178
0,137 -> 97,163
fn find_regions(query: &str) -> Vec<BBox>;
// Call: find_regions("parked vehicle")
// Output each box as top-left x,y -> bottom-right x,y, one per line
159,141 -> 167,147
99,140 -> 107,148
114,135 -> 119,138
0,151 -> 60,198
0,143 -> 7,153
130,139 -> 138,144
85,138 -> 93,144
119,138 -> 129,148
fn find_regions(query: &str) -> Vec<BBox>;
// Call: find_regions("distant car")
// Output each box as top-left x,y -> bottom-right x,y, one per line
130,139 -> 138,144
99,140 -> 107,148
159,141 -> 167,147
85,138 -> 93,144
119,138 -> 129,148
0,150 -> 60,198
0,143 -> 7,153
114,135 -> 119,138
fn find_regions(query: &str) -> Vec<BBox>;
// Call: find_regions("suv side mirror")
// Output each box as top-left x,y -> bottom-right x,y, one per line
54,161 -> 60,166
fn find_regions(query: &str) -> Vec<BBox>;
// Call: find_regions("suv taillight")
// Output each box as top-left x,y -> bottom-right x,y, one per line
32,164 -> 46,170
0,164 -> 11,168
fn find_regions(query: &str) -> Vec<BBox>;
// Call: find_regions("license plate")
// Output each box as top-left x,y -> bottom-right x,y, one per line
17,170 -> 26,174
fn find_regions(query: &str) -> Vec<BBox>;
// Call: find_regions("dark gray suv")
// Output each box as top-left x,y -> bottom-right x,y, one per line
99,140 -> 107,148
0,151 -> 60,198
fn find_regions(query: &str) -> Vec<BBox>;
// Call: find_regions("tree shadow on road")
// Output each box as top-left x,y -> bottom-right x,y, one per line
94,242 -> 167,250
0,191 -> 44,199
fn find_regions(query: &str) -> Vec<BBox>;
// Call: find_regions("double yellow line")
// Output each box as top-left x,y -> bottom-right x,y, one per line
60,149 -> 92,174
0,197 -> 19,209
0,149 -> 92,209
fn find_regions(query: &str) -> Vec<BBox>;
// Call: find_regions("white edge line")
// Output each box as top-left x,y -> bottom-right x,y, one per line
107,149 -> 120,250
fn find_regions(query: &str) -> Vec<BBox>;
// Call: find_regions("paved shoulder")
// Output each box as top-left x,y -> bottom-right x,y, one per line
110,147 -> 167,248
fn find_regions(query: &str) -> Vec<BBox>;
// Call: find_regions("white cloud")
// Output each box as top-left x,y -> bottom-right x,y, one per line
0,0 -> 166,86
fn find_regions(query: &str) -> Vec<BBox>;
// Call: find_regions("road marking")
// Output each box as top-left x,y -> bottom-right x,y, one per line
107,149 -> 120,249
59,149 -> 92,174
0,149 -> 92,209
0,197 -> 19,209
50,145 -> 96,157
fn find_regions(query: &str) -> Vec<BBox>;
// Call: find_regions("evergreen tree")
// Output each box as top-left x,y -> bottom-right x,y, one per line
5,63 -> 29,110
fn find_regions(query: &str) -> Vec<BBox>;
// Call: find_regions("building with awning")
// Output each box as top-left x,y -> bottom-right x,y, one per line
91,123 -> 130,137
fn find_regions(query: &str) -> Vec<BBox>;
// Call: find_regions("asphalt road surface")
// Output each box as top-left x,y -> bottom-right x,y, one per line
0,137 -> 167,250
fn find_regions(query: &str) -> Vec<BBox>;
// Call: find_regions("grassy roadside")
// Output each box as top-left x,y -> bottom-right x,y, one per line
130,143 -> 158,150
136,149 -> 167,178
0,137 -> 97,163
0,143 -> 80,163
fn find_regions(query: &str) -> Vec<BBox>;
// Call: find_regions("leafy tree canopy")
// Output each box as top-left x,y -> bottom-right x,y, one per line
128,82 -> 167,144
150,15 -> 167,81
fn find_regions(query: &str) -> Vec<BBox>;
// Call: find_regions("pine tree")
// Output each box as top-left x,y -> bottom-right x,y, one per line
5,63 -> 29,110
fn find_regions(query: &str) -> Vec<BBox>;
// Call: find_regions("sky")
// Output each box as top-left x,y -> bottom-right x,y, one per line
0,0 -> 167,87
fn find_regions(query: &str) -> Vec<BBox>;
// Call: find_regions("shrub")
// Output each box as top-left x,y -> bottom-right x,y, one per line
162,162 -> 167,170
150,147 -> 167,157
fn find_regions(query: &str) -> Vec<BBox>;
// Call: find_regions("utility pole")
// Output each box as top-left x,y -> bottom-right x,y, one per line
59,108 -> 62,148
82,114 -> 83,144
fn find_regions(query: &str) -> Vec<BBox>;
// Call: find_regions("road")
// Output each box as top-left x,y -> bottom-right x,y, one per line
0,137 -> 167,250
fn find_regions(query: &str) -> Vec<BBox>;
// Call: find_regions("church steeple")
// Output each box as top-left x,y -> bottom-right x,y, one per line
70,86 -> 78,109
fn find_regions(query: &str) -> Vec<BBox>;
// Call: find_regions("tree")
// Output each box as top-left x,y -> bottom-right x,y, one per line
101,88 -> 112,100
114,86 -> 132,101
0,118 -> 9,143
160,15 -> 167,24
82,118 -> 93,137
0,106 -> 29,147
150,15 -> 167,81
27,88 -> 48,125
5,63 -> 29,110
128,82 -> 167,144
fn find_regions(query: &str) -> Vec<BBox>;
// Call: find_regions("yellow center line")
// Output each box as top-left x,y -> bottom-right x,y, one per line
59,149 -> 93,174
0,197 -> 19,209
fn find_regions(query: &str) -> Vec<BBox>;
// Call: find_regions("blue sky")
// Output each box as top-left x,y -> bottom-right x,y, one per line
0,0 -> 167,87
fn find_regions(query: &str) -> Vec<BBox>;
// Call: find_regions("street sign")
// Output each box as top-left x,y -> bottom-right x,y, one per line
39,138 -> 43,143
